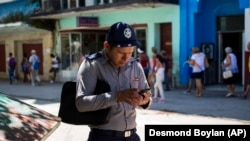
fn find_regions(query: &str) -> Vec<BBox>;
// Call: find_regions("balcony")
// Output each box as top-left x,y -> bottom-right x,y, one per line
32,0 -> 179,19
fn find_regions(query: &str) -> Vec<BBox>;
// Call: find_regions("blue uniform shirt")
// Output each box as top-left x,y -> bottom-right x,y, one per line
76,49 -> 151,131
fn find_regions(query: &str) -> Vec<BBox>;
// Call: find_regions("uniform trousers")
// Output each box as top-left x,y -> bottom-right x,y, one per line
87,129 -> 140,141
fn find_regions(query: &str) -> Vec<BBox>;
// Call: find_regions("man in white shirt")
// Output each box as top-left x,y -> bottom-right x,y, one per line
29,49 -> 41,86
49,53 -> 60,83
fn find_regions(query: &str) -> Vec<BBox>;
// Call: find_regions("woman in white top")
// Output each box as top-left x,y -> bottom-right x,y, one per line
148,47 -> 157,91
188,47 -> 208,97
221,47 -> 239,97
153,54 -> 166,103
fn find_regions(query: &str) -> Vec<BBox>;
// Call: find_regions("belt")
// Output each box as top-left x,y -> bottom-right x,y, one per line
91,128 -> 136,137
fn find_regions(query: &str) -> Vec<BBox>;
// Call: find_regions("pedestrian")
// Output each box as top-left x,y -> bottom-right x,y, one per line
137,48 -> 150,79
201,51 -> 209,89
243,73 -> 250,99
183,56 -> 195,95
49,53 -> 60,83
21,53 -> 30,83
6,52 -> 17,84
29,49 -> 41,86
147,46 -> 157,93
160,50 -> 171,91
76,22 -> 152,141
64,44 -> 70,69
153,54 -> 166,103
221,47 -> 239,97
243,43 -> 250,99
188,47 -> 208,97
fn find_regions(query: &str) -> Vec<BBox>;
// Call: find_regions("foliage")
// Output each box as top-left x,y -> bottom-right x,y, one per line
0,11 -> 27,23
25,0 -> 41,7
0,0 -> 55,31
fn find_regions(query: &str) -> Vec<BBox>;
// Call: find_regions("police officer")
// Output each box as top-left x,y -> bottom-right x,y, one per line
76,22 -> 152,141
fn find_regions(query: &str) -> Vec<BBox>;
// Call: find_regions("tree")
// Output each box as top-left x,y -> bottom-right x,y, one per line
25,0 -> 55,31
0,0 -> 55,31
25,0 -> 41,7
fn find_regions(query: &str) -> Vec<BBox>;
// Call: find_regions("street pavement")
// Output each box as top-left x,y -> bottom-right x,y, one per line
0,79 -> 250,141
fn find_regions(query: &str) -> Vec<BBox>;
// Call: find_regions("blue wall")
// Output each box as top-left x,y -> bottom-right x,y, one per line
179,0 -> 244,85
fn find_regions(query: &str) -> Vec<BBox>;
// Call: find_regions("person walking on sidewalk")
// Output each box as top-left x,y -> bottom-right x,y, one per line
29,49 -> 41,86
49,53 -> 60,83
221,47 -> 239,98
160,50 -> 171,91
147,46 -> 157,96
76,22 -> 152,141
137,48 -> 149,79
188,47 -> 208,97
183,56 -> 195,95
21,53 -> 30,83
153,54 -> 166,103
6,52 -> 17,84
243,43 -> 250,99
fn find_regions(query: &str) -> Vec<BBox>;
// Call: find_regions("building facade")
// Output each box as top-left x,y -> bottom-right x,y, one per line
3,0 -> 250,88
0,0 -> 53,81
32,0 -> 180,82
179,0 -> 250,88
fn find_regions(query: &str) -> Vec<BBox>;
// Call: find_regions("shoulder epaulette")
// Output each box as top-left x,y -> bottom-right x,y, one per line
131,56 -> 140,62
86,52 -> 103,60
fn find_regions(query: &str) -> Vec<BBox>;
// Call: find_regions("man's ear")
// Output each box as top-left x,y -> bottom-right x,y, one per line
104,41 -> 110,49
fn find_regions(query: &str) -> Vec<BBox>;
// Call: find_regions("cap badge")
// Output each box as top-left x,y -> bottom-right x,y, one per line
124,28 -> 132,39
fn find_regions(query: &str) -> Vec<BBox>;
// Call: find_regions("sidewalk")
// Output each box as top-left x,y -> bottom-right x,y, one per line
1,79 -> 249,121
0,80 -> 250,141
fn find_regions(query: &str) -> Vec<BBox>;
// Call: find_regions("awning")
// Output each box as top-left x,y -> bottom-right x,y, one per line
0,22 -> 50,36
59,25 -> 109,32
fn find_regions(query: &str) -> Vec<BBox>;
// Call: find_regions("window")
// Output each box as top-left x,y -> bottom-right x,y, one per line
61,32 -> 105,70
42,0 -> 49,10
61,33 -> 82,70
97,0 -> 112,5
135,29 -> 147,52
82,32 -> 106,55
61,0 -> 85,9
62,0 -> 68,9
79,0 -> 85,7
217,15 -> 244,31
70,0 -> 77,8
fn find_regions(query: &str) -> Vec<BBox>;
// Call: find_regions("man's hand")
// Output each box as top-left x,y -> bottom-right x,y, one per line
116,88 -> 151,107
139,91 -> 151,105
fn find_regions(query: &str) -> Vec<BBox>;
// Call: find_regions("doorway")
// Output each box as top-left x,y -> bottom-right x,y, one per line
0,44 -> 6,72
218,31 -> 243,85
160,23 -> 172,84
23,43 -> 43,75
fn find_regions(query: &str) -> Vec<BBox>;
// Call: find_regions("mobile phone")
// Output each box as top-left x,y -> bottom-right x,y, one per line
139,88 -> 151,95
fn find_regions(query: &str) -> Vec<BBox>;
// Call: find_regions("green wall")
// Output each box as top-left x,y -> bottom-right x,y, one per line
59,5 -> 180,75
